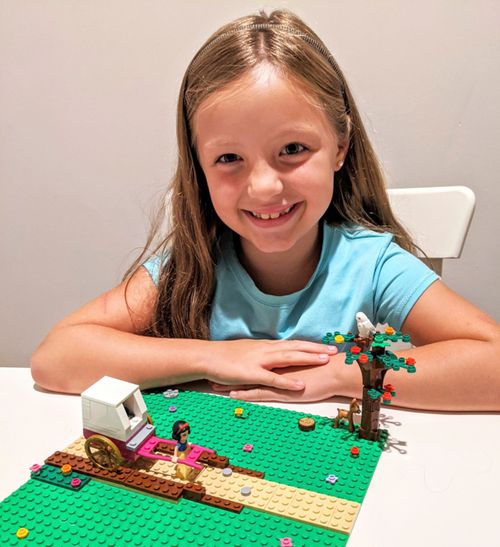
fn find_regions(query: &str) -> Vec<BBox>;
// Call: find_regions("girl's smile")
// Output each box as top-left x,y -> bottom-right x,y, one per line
243,201 -> 302,227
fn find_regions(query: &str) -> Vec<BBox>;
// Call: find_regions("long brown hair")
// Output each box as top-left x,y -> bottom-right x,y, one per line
125,9 -> 418,339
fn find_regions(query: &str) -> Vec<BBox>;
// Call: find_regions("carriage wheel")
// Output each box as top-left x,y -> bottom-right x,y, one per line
84,435 -> 123,471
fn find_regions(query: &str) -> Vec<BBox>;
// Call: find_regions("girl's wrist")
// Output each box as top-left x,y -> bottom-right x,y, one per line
330,352 -> 362,399
158,338 -> 213,383
190,339 -> 216,379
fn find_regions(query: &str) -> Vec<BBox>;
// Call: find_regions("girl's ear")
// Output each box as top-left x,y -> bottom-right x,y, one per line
334,116 -> 351,171
334,142 -> 348,171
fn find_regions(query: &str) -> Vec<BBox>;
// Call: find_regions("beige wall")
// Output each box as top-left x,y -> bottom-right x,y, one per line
1,0 -> 499,365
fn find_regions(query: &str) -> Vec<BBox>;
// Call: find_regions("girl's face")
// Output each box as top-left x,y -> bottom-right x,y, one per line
194,64 -> 346,259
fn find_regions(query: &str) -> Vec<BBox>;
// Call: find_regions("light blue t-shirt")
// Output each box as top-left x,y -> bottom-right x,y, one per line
143,223 -> 439,342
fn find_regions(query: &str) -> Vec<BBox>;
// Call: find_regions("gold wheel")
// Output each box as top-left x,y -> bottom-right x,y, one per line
84,435 -> 123,470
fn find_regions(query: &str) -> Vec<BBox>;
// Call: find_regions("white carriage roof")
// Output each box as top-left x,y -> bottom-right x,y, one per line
81,376 -> 140,406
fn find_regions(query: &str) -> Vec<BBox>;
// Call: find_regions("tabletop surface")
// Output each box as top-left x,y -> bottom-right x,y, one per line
0,366 -> 498,547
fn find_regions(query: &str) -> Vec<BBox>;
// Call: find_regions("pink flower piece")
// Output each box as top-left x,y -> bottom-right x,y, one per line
71,478 -> 82,488
243,443 -> 254,452
29,464 -> 41,473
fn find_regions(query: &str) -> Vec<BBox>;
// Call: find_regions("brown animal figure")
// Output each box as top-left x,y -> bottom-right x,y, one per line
333,398 -> 361,432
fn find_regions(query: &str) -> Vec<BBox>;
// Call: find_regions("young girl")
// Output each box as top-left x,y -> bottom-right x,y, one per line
31,10 -> 500,410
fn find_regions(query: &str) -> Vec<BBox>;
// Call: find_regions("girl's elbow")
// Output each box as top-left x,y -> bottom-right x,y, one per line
31,342 -> 68,393
31,344 -> 54,391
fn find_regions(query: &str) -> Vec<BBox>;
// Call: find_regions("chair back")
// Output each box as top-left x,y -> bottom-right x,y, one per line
387,186 -> 476,275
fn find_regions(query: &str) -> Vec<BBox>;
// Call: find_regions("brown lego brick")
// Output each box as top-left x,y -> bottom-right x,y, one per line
183,482 -> 206,501
45,451 -> 78,467
228,465 -> 265,479
121,472 -> 184,500
199,494 -> 243,514
200,453 -> 229,468
46,451 -> 133,481
154,442 -> 174,455
198,452 -> 214,464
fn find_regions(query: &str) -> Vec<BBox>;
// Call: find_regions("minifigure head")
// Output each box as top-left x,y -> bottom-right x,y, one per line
172,420 -> 191,442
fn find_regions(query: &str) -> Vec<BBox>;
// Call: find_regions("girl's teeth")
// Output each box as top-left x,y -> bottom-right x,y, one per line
251,205 -> 293,220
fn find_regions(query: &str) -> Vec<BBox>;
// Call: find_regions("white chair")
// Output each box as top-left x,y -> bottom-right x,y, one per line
387,186 -> 476,276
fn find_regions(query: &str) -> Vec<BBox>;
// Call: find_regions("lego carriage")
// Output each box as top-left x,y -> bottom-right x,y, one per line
81,376 -> 212,472
81,376 -> 154,469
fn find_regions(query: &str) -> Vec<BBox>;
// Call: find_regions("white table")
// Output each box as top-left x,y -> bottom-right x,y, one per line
1,367 -> 498,547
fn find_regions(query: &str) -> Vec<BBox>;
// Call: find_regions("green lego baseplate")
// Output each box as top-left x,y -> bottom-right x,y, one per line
0,479 -> 348,546
0,389 -> 386,546
145,390 -> 385,504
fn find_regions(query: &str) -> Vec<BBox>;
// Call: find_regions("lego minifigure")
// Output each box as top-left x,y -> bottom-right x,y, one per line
172,420 -> 194,480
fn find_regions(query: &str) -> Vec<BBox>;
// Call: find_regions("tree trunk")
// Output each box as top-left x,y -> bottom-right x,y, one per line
359,386 -> 381,441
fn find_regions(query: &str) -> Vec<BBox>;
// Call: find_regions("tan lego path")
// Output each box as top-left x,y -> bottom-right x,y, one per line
65,437 -> 360,535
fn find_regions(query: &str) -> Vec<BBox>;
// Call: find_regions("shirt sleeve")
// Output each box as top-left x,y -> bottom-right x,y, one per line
372,241 -> 440,330
142,255 -> 163,286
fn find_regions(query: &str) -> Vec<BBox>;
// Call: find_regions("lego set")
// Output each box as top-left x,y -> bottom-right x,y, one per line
1,388 -> 381,545
0,313 -> 416,546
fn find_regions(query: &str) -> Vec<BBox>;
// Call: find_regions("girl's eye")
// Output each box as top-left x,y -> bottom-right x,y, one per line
216,153 -> 241,164
281,143 -> 307,156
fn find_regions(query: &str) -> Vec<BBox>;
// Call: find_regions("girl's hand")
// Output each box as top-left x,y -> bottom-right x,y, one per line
203,339 -> 337,392
210,354 -> 345,402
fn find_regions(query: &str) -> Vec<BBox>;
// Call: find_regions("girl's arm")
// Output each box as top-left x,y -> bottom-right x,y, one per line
375,279 -> 500,410
31,267 -> 208,393
31,267 -> 335,394
222,281 -> 500,411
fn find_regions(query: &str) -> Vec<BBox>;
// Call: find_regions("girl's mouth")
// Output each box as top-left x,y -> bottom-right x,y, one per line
243,202 -> 301,226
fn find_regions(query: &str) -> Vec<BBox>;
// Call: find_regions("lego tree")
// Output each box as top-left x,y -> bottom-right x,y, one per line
323,325 -> 416,441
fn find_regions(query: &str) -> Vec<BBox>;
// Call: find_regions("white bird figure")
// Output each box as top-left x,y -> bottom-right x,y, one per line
355,312 -> 376,338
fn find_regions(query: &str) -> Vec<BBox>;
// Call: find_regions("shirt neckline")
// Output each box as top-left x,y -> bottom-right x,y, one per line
222,223 -> 333,307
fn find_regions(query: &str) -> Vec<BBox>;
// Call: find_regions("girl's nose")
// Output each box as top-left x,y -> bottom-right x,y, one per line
247,163 -> 284,199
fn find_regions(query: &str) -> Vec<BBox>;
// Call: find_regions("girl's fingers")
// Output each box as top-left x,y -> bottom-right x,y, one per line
258,370 -> 306,391
210,382 -> 258,391
266,348 -> 337,368
276,340 -> 338,354
213,374 -> 305,392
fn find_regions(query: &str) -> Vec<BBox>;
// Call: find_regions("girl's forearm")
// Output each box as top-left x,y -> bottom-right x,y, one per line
31,325 -> 210,394
334,339 -> 500,411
